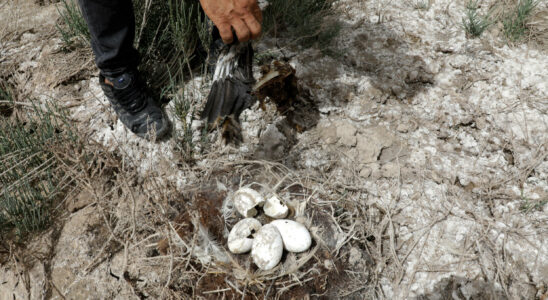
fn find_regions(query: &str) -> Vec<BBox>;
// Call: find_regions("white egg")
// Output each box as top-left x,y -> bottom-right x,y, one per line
233,187 -> 265,217
270,220 -> 312,253
228,218 -> 263,254
251,224 -> 283,270
263,195 -> 289,219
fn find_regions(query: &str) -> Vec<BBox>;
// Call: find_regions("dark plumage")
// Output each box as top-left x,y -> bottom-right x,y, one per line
201,41 -> 256,138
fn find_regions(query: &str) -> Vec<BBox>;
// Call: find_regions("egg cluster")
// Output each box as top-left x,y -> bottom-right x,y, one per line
227,187 -> 312,270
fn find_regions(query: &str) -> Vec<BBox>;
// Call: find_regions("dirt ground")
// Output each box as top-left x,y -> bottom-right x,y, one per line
1,0 -> 547,299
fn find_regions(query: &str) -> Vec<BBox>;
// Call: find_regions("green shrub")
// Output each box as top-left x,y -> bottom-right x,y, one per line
413,0 -> 431,10
503,0 -> 539,42
131,0 -> 210,88
0,101 -> 75,237
57,0 -> 341,75
56,0 -> 90,48
0,82 -> 14,117
162,71 -> 197,161
262,0 -> 340,50
57,0 -> 207,82
463,0 -> 492,38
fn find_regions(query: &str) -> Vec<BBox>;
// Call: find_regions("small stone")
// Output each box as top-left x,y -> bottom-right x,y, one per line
391,85 -> 403,95
67,190 -> 94,213
430,171 -> 443,184
256,124 -> 286,160
359,167 -> 372,178
345,148 -> 360,161
381,163 -> 399,178
191,120 -> 203,131
475,117 -> 488,130
348,247 -> 362,265
378,141 -> 408,163
356,135 -> 379,163
340,135 -> 357,147
369,163 -> 382,180
336,122 -> 358,147
324,259 -> 334,270
319,123 -> 338,144
396,123 -> 410,133
356,126 -> 396,163
407,70 -> 419,82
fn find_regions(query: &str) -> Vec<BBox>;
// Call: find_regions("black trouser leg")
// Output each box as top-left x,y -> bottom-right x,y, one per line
78,0 -> 140,77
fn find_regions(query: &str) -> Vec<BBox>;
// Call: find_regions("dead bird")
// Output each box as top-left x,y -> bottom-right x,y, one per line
200,37 -> 256,144
201,1 -> 271,143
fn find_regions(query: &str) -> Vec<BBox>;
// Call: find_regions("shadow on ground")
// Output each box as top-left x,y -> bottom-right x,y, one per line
344,20 -> 435,100
251,19 -> 435,166
416,276 -> 507,300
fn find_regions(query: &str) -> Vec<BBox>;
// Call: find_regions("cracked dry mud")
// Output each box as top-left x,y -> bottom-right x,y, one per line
1,0 -> 547,299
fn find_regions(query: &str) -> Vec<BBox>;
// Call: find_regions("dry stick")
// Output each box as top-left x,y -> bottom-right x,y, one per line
183,219 -> 200,271
240,283 -> 248,300
0,100 -> 74,122
263,246 -> 319,281
119,172 -> 138,239
130,232 -> 162,250
193,264 -> 213,297
163,238 -> 175,292
121,240 -> 130,280
277,277 -> 314,293
135,0 -> 152,48
0,100 -> 34,107
164,219 -> 193,290
264,280 -> 276,300
0,148 -> 35,164
402,227 -> 433,300
203,288 -> 232,294
4,157 -> 55,192
49,279 -> 67,300
340,285 -> 368,298
81,233 -> 113,272
225,279 -> 244,296
0,151 -> 42,178
400,212 -> 450,266
77,172 -> 126,275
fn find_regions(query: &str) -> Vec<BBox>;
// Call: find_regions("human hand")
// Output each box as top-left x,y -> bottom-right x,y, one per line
199,0 -> 262,44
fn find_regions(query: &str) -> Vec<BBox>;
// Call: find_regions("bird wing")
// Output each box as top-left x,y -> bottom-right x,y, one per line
201,42 -> 256,129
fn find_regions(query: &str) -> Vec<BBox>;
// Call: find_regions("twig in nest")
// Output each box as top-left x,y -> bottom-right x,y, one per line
0,100 -> 34,107
202,287 -> 231,294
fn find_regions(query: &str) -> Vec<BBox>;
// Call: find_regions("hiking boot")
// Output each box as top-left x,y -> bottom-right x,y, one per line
99,71 -> 169,139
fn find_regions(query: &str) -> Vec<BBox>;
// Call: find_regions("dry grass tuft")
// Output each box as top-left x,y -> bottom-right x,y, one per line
53,155 -> 374,298
528,4 -> 548,46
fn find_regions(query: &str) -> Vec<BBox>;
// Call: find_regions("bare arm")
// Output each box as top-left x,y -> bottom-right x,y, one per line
199,0 -> 262,44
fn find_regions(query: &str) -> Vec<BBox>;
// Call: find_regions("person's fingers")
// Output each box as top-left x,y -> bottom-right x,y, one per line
243,13 -> 262,39
217,23 -> 234,44
251,4 -> 263,23
231,18 -> 251,43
